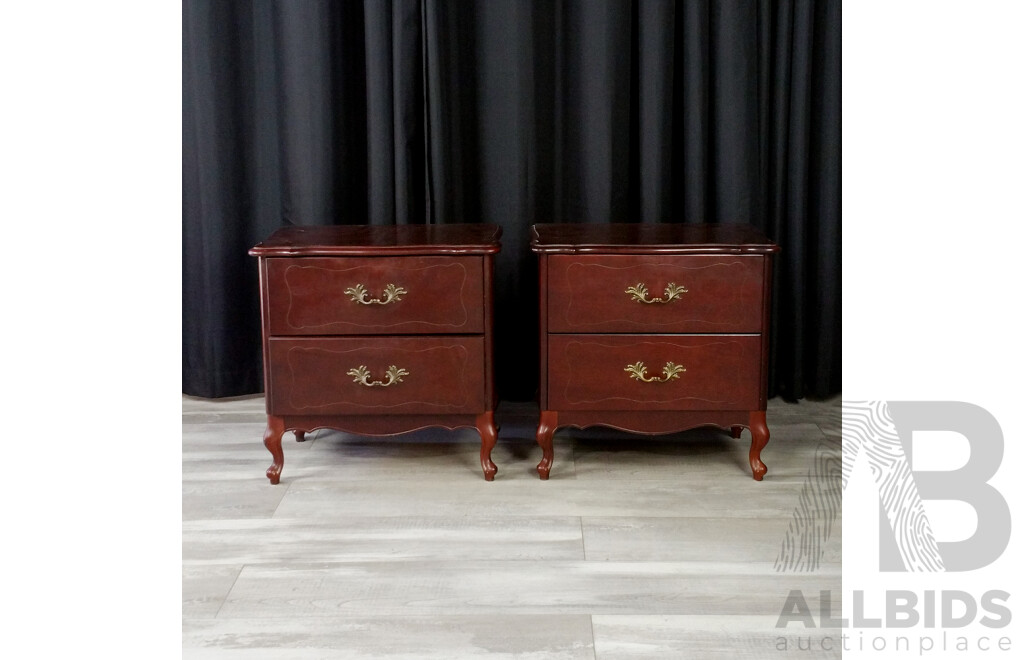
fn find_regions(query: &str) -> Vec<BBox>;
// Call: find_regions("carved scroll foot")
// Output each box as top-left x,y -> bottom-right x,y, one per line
748,410 -> 770,481
264,416 -> 285,485
730,425 -> 743,439
536,410 -> 557,480
476,411 -> 498,481
294,431 -> 306,442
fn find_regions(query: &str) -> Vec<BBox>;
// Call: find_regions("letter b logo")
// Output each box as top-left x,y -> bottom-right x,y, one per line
845,401 -> 1011,572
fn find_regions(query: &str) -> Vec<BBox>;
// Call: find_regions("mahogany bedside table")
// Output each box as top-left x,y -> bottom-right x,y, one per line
249,224 -> 502,483
530,223 -> 779,480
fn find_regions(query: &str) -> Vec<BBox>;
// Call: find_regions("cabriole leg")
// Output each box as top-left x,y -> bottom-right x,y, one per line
536,410 -> 557,480
748,410 -> 770,481
476,411 -> 498,481
264,416 -> 285,485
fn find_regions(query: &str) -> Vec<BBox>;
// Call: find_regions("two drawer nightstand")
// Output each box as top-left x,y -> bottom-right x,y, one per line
249,224 -> 502,483
530,223 -> 779,480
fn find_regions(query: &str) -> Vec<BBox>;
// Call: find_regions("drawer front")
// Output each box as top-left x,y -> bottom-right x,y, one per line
547,334 -> 761,411
265,256 -> 483,335
547,255 -> 763,333
267,336 -> 486,415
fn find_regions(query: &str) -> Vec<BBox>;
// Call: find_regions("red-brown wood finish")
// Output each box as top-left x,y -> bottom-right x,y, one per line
535,410 -> 557,480
481,254 -> 497,409
267,336 -> 486,416
530,223 -> 779,255
265,256 -> 484,335
532,223 -> 778,480
263,415 -> 285,485
250,224 -> 502,257
547,254 -> 764,333
547,334 -> 760,412
748,409 -> 770,481
251,224 -> 502,483
477,411 -> 498,481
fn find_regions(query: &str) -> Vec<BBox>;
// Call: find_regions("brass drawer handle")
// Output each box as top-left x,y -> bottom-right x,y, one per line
624,361 -> 685,383
625,282 -> 688,304
344,283 -> 408,305
346,365 -> 409,387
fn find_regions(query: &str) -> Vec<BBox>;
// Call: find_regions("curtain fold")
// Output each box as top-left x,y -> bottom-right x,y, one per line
183,0 -> 841,401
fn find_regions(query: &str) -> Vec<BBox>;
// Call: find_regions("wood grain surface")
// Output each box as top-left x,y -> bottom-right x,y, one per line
546,334 -> 760,411
265,256 -> 483,335
267,336 -> 485,415
547,254 -> 764,333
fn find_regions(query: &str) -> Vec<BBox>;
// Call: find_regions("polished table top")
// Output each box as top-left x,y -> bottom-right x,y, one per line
251,223 -> 502,257
530,223 -> 778,254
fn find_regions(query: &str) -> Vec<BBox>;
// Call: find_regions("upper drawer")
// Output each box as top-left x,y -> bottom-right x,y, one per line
547,255 -> 764,333
264,256 -> 484,335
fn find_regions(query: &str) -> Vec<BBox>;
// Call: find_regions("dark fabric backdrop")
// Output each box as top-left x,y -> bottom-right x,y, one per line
183,0 -> 840,402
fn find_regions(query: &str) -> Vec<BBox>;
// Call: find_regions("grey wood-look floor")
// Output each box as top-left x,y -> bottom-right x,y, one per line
183,395 -> 842,659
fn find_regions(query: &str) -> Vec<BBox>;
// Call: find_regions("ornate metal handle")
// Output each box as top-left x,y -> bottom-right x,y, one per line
624,361 -> 685,383
346,365 -> 409,387
344,283 -> 407,305
625,282 -> 688,304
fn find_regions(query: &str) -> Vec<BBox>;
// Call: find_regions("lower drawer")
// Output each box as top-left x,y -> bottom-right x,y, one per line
267,336 -> 485,415
547,334 -> 760,411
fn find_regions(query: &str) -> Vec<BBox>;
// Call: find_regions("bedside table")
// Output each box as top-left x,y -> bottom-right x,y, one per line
530,223 -> 779,480
249,224 -> 502,483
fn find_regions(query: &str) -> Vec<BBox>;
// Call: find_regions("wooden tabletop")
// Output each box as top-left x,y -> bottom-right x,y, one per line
530,223 -> 779,255
250,223 -> 502,257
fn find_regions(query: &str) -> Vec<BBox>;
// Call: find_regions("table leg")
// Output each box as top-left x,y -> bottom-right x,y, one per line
748,410 -> 770,481
264,415 -> 285,485
536,410 -> 557,480
476,411 -> 498,481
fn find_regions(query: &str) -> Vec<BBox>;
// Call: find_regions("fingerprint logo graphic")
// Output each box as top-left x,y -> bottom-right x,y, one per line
843,401 -> 944,571
776,401 -> 946,572
773,440 -> 841,572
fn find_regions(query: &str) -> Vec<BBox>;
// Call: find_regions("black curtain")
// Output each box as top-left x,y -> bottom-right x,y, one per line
183,0 -> 840,402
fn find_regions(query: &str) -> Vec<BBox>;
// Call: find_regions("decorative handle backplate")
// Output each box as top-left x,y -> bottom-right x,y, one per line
344,283 -> 407,305
346,365 -> 409,387
624,361 -> 685,383
625,282 -> 688,304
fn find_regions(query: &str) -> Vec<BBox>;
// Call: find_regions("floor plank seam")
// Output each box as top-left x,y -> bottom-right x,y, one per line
211,564 -> 243,620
